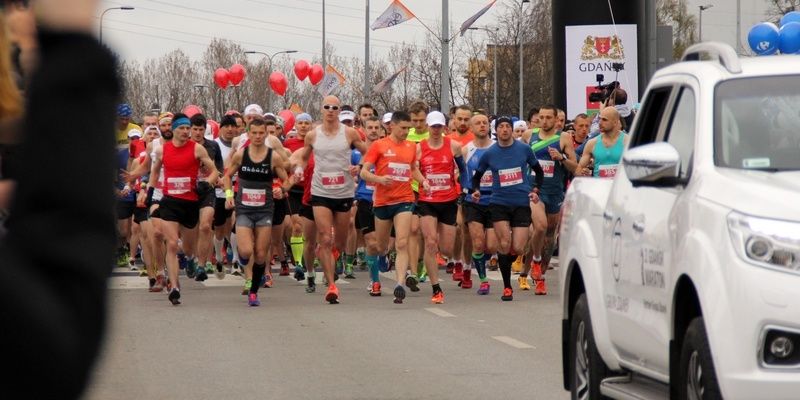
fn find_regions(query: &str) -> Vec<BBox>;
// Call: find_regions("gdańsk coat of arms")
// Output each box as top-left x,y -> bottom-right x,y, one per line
581,35 -> 625,60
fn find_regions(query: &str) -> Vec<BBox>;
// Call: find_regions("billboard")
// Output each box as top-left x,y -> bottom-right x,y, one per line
564,24 -> 638,118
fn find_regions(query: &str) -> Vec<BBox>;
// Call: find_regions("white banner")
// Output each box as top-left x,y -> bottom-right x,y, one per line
564,24 -> 638,119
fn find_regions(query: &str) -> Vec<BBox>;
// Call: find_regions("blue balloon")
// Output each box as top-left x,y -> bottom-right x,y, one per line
780,11 -> 800,27
780,22 -> 800,54
748,22 -> 780,55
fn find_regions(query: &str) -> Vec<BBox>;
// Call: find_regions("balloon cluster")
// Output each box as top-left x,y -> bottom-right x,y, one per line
267,60 -> 324,97
748,11 -> 800,55
213,64 -> 247,89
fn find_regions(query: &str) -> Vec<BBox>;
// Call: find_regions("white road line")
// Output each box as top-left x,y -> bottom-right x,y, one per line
425,308 -> 456,318
108,277 -> 150,289
491,336 -> 535,349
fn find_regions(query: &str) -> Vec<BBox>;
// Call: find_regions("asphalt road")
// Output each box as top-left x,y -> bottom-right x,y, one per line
84,260 -> 569,400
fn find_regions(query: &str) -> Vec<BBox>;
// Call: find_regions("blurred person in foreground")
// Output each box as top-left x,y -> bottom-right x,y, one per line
0,0 -> 121,398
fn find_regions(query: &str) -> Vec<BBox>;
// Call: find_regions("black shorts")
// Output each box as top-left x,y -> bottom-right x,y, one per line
310,195 -> 353,214
151,196 -> 200,229
463,201 -> 492,228
213,197 -> 233,227
415,200 -> 458,226
490,204 -> 532,228
116,200 -> 135,220
198,185 -> 215,209
288,190 -> 303,215
273,198 -> 288,226
133,207 -> 149,224
300,203 -> 314,221
355,200 -> 375,234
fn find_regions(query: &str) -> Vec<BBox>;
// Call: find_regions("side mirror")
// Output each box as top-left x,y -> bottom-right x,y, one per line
623,142 -> 681,187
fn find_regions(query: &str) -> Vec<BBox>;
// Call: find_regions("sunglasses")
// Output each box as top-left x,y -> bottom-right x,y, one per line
323,105 -> 340,111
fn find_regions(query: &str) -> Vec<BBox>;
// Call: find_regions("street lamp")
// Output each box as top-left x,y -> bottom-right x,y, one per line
100,6 -> 134,44
699,4 -> 713,42
245,50 -> 298,112
468,27 -> 500,115
519,0 -> 530,119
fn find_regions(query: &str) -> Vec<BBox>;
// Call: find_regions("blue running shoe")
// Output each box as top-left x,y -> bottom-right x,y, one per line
378,255 -> 389,273
185,258 -> 197,279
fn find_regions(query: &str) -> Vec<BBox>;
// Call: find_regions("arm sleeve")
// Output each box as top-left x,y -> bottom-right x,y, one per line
470,151 -> 489,192
454,155 -> 469,190
528,148 -> 544,190
0,30 -> 120,399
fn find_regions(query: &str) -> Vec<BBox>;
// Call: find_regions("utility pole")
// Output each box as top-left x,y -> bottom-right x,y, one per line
441,0 -> 450,113
736,0 -> 742,53
322,0 -> 327,68
365,0 -> 370,100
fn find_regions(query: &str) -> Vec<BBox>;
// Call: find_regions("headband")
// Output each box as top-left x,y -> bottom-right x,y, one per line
172,117 -> 190,131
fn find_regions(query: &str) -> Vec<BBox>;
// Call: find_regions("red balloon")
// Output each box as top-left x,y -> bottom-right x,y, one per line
182,104 -> 203,118
206,119 -> 220,139
293,60 -> 310,81
269,71 -> 288,96
229,64 -> 246,86
213,68 -> 231,89
309,64 -> 324,85
278,110 -> 295,134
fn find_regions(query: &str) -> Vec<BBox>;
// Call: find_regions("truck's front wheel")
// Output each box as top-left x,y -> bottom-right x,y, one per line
570,294 -> 608,400
678,317 -> 722,400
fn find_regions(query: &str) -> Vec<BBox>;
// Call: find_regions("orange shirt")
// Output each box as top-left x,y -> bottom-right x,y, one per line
447,130 -> 475,146
362,136 -> 417,207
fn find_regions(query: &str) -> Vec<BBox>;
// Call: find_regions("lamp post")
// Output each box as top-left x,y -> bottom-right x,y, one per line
245,50 -> 298,113
468,27 -> 500,115
99,6 -> 134,44
519,0 -> 530,119
699,4 -> 713,42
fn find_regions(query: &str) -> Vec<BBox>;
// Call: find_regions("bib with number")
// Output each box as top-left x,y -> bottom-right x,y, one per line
321,171 -> 346,189
498,167 -> 523,187
388,162 -> 411,182
166,177 -> 191,195
426,173 -> 451,192
479,171 -> 493,188
598,164 -> 619,178
241,188 -> 267,207
539,160 -> 555,178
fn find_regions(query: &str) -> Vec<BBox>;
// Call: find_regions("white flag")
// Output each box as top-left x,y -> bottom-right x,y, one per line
318,65 -> 346,97
373,67 -> 407,94
371,0 -> 415,30
459,0 -> 497,36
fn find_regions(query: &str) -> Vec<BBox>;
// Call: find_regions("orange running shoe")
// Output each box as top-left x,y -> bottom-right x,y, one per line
531,261 -> 543,281
535,279 -> 547,295
369,281 -> 382,297
501,287 -> 513,301
461,269 -> 473,289
325,284 -> 340,304
431,291 -> 445,304
436,253 -> 447,267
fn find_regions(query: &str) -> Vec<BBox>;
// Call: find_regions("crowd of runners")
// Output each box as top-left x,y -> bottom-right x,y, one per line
116,92 -> 631,307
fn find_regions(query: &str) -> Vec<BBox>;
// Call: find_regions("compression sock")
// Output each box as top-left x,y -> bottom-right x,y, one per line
213,237 -> 224,263
472,252 -> 487,280
498,253 -> 513,289
250,263 -> 266,294
367,254 -> 379,283
290,236 -> 304,267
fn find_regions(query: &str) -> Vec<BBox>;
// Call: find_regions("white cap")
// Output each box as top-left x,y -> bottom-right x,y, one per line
244,104 -> 264,116
382,112 -> 393,124
426,111 -> 446,127
339,110 -> 356,122
127,128 -> 143,138
513,120 -> 528,131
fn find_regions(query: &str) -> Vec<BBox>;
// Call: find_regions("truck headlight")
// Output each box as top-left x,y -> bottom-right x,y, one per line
728,211 -> 800,275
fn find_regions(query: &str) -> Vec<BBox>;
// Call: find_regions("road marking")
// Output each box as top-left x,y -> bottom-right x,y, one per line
108,277 -> 150,289
425,308 -> 455,318
492,336 -> 535,349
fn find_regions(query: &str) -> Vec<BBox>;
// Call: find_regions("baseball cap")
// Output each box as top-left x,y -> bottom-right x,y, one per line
117,103 -> 133,118
426,111 -> 446,127
513,120 -> 528,131
244,104 -> 264,116
127,128 -> 143,138
339,110 -> 356,122
382,112 -> 393,124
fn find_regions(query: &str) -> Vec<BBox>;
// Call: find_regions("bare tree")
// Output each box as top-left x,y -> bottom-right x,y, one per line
657,0 -> 698,59
766,0 -> 800,21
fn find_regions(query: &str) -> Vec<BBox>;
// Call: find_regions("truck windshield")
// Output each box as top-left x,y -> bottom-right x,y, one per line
715,76 -> 800,171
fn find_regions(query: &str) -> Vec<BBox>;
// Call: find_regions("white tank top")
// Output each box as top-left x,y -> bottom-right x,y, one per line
310,123 -> 354,199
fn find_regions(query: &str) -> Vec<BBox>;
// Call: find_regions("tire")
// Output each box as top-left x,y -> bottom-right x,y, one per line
570,294 -> 609,400
678,317 -> 722,400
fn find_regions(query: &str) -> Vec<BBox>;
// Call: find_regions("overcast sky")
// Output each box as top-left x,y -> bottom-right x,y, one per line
98,0 -> 772,63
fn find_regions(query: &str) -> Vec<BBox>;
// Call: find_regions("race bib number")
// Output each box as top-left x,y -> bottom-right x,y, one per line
539,160 -> 555,178
388,162 -> 411,182
498,167 -> 523,187
321,172 -> 346,189
598,164 -> 619,178
426,173 -> 451,192
241,188 -> 267,207
479,171 -> 493,188
166,177 -> 191,195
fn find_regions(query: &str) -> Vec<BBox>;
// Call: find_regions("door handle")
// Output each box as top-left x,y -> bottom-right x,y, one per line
633,220 -> 645,233
603,210 -> 614,221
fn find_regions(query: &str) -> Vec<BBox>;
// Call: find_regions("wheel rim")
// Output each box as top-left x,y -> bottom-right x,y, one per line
574,321 -> 589,400
687,350 -> 705,400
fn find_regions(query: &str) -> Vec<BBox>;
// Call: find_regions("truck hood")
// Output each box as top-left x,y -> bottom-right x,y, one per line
698,169 -> 800,221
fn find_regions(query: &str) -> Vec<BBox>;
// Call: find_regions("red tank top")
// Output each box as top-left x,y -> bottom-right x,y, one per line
418,137 -> 459,203
162,140 -> 199,201
302,154 -> 315,206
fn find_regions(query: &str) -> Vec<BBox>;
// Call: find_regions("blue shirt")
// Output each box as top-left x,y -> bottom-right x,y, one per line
352,150 -> 375,202
116,148 -> 135,202
464,141 -> 494,206
472,140 -> 543,207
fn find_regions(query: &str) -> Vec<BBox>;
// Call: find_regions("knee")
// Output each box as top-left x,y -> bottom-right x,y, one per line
424,238 -> 438,255
318,232 -> 333,248
470,237 -> 485,253
394,236 -> 409,251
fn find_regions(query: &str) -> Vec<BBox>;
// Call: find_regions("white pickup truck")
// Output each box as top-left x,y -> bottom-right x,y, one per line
559,42 -> 800,400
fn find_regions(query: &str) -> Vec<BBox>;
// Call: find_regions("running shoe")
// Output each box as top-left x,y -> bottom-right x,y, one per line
185,258 -> 197,279
248,293 -> 260,306
178,253 -> 187,270
325,284 -> 339,304
405,275 -> 420,292
195,265 -> 208,282
518,276 -> 531,291
168,288 -> 181,305
531,261 -> 543,281
205,262 -> 215,275
501,287 -> 513,301
129,259 -> 138,271
477,281 -> 490,295
534,279 -> 547,295
369,281 -> 382,297
241,279 -> 252,296
445,261 -> 455,274
294,265 -> 305,281
418,261 -> 427,282
393,285 -> 406,304
139,268 -> 148,277
461,269 -> 473,289
148,278 -> 156,289
231,262 -> 242,276
436,253 -> 447,267
117,252 -> 130,268
279,261 -> 290,276
488,254 -> 498,271
335,255 -> 344,275
344,264 -> 355,279
452,262 -> 464,281
149,275 -> 165,293
263,273 -> 273,288
306,276 -> 316,293
431,291 -> 445,304
215,262 -> 225,280
511,255 -> 523,273
377,255 -> 390,273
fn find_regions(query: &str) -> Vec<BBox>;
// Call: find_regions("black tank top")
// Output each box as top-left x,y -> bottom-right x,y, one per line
236,147 -> 273,211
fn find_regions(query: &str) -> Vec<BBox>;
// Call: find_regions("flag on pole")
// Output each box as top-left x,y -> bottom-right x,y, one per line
459,0 -> 497,36
371,0 -> 415,30
372,67 -> 407,94
318,65 -> 346,97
